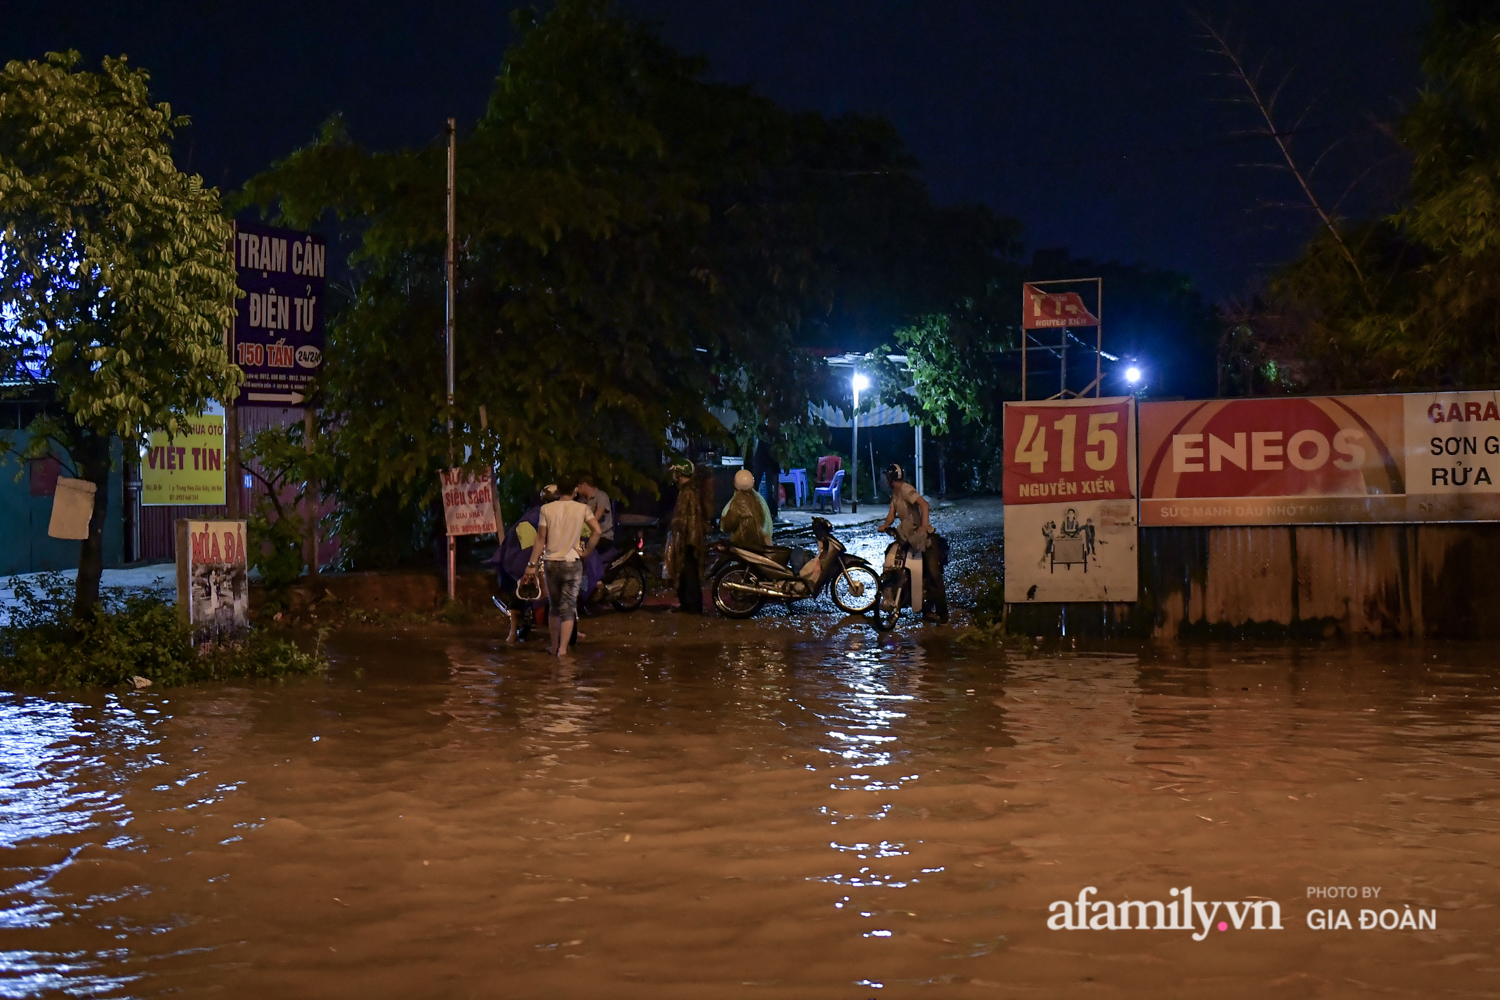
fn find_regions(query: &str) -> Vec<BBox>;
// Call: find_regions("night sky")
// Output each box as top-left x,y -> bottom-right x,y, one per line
6,1 -> 1429,301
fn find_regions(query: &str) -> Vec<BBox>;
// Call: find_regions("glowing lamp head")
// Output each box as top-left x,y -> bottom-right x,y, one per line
1125,366 -> 1142,384
851,373 -> 870,393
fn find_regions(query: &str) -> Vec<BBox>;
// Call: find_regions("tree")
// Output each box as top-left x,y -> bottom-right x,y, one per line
1237,2 -> 1500,391
0,52 -> 237,614
240,0 -> 974,562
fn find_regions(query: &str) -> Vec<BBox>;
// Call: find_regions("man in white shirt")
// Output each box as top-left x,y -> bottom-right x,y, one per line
524,476 -> 602,657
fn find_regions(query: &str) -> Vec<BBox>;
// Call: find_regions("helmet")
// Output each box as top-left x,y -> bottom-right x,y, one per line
668,458 -> 694,479
540,483 -> 559,500
734,469 -> 755,490
885,463 -> 904,483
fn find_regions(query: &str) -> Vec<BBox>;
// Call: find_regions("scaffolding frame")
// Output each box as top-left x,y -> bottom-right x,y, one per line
1020,277 -> 1103,401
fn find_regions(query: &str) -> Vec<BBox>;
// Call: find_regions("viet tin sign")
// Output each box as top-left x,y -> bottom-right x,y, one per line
234,220 -> 325,408
1003,396 -> 1138,603
174,519 -> 249,633
439,468 -> 500,536
1138,391 -> 1500,525
142,414 -> 226,506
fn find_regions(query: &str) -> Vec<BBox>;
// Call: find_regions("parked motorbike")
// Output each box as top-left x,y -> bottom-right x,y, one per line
586,523 -> 652,612
710,517 -> 881,618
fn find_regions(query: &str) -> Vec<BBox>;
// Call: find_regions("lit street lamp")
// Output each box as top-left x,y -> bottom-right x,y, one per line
851,373 -> 869,513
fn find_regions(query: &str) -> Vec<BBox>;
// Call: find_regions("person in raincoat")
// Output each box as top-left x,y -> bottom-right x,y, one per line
494,488 -> 549,642
720,468 -> 773,550
664,459 -> 707,613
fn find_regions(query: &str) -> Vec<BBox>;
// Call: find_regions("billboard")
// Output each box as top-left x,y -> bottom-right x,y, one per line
233,221 -> 325,407
1022,283 -> 1099,328
1003,397 -> 1138,602
1139,391 -> 1500,525
174,519 -> 249,633
142,414 -> 226,506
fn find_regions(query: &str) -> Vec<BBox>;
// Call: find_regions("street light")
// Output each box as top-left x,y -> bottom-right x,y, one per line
851,373 -> 869,513
1125,365 -> 1142,384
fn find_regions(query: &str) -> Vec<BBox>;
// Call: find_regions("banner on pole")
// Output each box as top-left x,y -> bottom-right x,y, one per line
439,468 -> 499,536
1003,396 -> 1137,602
1022,283 -> 1100,329
142,414 -> 226,506
1138,391 -> 1500,525
234,221 -> 325,408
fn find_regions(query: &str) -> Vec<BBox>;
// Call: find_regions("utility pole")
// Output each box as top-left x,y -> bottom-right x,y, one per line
226,221 -> 240,521
445,118 -> 457,602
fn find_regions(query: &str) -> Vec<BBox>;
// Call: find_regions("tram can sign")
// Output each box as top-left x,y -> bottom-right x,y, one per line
233,221 -> 325,408
1002,397 -> 1138,603
1139,391 -> 1500,525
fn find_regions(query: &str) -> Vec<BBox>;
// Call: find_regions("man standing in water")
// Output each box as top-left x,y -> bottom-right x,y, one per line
665,459 -> 707,614
523,476 -> 602,656
574,475 -> 615,560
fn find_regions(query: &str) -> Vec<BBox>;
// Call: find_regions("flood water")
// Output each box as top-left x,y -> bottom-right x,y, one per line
2,622 -> 1498,998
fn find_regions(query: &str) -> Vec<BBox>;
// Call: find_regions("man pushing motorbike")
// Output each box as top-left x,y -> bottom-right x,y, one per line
877,463 -> 948,623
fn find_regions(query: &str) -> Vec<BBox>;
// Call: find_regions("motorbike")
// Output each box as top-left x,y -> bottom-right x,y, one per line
875,528 -> 949,631
710,517 -> 881,619
586,519 -> 653,612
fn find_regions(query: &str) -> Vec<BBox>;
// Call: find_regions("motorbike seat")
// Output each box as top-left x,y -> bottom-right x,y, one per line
764,545 -> 794,566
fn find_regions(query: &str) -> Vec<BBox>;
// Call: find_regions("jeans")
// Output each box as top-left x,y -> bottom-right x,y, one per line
544,560 -> 583,623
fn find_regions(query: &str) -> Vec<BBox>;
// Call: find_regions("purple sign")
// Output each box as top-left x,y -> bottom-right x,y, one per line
233,221 -> 325,407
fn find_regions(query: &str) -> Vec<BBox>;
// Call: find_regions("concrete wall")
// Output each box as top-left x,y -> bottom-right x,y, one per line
1008,524 -> 1500,640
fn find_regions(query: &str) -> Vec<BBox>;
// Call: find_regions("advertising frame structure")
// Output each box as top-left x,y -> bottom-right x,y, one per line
1003,396 -> 1138,603
1139,390 -> 1500,526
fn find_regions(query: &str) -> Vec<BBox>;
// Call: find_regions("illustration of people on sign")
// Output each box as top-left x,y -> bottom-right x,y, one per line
1041,507 -> 1094,573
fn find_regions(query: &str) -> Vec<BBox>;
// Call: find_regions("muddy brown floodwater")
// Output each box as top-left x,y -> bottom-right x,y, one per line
2,615 -> 1499,999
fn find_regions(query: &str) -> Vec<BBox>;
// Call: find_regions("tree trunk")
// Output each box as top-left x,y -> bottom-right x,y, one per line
73,433 -> 111,618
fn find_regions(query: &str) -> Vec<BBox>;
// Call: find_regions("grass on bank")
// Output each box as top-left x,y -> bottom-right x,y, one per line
0,574 -> 326,689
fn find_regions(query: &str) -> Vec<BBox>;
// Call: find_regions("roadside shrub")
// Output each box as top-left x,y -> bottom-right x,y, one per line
0,574 -> 325,689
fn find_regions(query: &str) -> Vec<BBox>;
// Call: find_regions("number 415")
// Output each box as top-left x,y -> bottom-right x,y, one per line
1013,413 -> 1119,473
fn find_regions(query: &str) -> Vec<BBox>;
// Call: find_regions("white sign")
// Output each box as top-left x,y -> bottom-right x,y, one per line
1003,397 -> 1139,603
439,468 -> 499,536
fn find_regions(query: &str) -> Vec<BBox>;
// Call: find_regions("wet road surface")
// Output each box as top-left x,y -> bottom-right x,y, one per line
1,612 -> 1499,998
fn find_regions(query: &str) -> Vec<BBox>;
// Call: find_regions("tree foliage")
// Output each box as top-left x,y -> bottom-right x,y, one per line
240,0 -> 997,559
1255,2 -> 1500,390
0,51 -> 238,612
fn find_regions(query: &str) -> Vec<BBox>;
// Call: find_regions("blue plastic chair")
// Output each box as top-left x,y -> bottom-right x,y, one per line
813,468 -> 845,513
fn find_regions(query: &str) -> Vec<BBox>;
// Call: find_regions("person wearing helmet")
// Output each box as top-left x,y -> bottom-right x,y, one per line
664,459 -> 707,613
878,462 -> 948,622
721,468 -> 774,550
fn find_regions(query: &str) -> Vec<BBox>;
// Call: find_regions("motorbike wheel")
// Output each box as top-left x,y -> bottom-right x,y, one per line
610,563 -> 647,612
712,567 -> 763,619
876,570 -> 904,631
832,564 -> 880,615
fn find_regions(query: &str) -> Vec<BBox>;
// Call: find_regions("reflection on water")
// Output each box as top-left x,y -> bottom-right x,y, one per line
0,632 -> 1498,997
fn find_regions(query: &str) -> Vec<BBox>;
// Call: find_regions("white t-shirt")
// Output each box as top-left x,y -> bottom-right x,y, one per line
538,499 -> 589,562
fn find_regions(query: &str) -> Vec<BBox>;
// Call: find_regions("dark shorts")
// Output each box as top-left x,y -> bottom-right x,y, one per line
544,560 -> 583,623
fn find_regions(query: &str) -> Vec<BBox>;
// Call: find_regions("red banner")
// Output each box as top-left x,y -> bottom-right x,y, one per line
1003,398 -> 1136,505
1023,283 -> 1100,329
